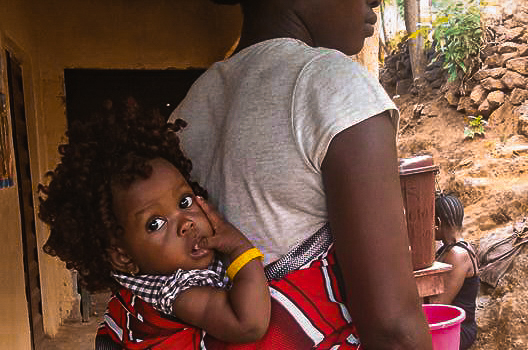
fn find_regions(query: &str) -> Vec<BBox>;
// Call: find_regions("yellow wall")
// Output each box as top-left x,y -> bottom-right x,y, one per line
0,187 -> 32,350
0,1 -> 35,349
0,0 -> 241,346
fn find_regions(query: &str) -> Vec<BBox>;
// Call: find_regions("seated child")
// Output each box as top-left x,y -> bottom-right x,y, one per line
427,192 -> 479,350
38,98 -> 271,349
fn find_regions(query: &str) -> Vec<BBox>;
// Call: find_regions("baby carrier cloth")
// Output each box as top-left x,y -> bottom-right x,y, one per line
96,223 -> 363,349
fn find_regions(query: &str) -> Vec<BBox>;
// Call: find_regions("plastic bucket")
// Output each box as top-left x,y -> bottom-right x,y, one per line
423,304 -> 466,350
399,155 -> 439,270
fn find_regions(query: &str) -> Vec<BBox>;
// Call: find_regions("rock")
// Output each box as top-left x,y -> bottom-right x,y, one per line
396,68 -> 411,80
489,100 -> 518,138
484,53 -> 504,68
504,26 -> 525,41
430,78 -> 444,89
464,177 -> 490,188
473,68 -> 507,81
396,59 -> 411,79
499,135 -> 528,156
478,99 -> 492,118
421,104 -> 437,118
512,182 -> 528,198
513,11 -> 528,25
479,217 -> 497,231
440,78 -> 460,94
518,106 -> 528,137
498,42 -> 520,54
444,90 -> 459,106
519,44 -> 528,57
511,88 -> 528,105
501,52 -> 521,66
506,57 -> 528,75
413,104 -> 424,118
395,79 -> 412,95
423,67 -> 443,82
384,53 -> 400,69
487,90 -> 506,110
522,31 -> 528,43
380,70 -> 397,85
480,44 -> 498,60
502,70 -> 527,89
506,144 -> 528,156
470,85 -> 488,105
413,76 -> 429,91
458,96 -> 477,114
519,103 -> 528,118
481,77 -> 505,90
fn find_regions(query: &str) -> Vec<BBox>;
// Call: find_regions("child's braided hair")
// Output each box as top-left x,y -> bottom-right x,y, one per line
38,98 -> 207,292
434,192 -> 464,230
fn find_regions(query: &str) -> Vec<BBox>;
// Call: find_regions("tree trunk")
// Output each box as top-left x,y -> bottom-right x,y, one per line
379,0 -> 390,56
403,0 -> 427,79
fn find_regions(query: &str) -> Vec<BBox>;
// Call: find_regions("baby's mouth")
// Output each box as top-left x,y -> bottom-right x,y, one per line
191,237 -> 211,258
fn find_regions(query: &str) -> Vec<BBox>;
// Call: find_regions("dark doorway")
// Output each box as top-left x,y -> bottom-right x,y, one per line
6,50 -> 45,350
63,68 -> 205,322
64,69 -> 205,125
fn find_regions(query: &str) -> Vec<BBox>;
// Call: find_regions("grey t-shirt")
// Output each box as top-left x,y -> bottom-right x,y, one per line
170,38 -> 398,264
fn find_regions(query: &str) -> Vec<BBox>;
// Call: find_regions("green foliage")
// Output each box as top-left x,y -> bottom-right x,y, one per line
386,30 -> 409,53
464,115 -> 486,139
432,1 -> 483,82
396,0 -> 404,18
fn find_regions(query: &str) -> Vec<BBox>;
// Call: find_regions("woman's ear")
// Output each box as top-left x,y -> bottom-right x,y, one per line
107,246 -> 139,275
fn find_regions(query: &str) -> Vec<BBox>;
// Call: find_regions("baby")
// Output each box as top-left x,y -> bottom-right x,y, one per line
38,98 -> 270,349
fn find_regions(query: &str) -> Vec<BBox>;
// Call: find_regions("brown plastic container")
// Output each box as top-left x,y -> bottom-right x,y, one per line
399,156 -> 439,271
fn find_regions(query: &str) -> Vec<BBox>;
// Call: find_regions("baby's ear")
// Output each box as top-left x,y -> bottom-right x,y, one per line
107,245 -> 139,275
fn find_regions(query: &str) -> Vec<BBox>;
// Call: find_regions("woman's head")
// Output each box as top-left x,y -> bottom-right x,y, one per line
291,0 -> 380,55
212,0 -> 381,56
434,193 -> 464,240
38,98 -> 207,291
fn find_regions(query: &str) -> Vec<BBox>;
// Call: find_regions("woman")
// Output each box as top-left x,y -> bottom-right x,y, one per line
428,193 -> 479,350
171,0 -> 432,348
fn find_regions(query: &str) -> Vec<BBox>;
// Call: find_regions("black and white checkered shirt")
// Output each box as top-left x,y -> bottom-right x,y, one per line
112,257 -> 230,315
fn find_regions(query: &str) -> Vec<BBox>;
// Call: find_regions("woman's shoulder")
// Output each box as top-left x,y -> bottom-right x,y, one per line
440,242 -> 477,275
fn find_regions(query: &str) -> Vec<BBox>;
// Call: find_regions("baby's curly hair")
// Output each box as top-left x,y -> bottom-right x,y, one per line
38,98 -> 207,292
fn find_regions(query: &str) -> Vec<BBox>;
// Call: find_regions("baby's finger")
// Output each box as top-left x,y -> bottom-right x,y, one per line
195,196 -> 223,229
198,235 -> 218,250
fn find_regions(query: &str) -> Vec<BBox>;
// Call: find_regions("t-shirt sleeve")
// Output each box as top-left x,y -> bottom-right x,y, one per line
291,51 -> 399,172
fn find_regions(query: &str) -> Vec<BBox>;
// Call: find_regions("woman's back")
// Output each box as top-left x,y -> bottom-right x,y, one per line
171,38 -> 397,263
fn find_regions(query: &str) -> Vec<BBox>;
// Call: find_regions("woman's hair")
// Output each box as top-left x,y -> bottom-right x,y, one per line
38,98 -> 207,292
435,193 -> 464,229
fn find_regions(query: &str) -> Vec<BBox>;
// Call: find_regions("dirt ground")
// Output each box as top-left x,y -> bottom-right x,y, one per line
395,89 -> 528,350
40,291 -> 108,350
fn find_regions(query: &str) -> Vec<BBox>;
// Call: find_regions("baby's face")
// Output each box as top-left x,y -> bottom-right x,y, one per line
112,158 -> 214,274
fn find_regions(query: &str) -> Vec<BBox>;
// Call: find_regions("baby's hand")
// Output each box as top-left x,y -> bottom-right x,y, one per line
195,196 -> 253,262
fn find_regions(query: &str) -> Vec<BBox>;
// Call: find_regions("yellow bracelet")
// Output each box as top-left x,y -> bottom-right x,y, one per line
226,247 -> 264,280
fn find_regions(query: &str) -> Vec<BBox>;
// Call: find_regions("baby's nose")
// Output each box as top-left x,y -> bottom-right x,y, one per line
179,220 -> 195,236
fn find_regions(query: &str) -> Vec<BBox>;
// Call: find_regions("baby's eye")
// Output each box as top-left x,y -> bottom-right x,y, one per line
179,195 -> 193,209
146,217 -> 167,232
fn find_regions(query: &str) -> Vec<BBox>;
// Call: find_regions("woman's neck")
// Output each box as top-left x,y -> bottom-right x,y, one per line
233,3 -> 311,54
442,227 -> 462,245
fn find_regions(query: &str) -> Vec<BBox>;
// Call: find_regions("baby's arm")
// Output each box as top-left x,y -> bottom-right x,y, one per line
172,196 -> 270,343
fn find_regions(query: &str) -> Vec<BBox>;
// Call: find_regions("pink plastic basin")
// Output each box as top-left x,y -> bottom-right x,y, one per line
423,304 -> 466,350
